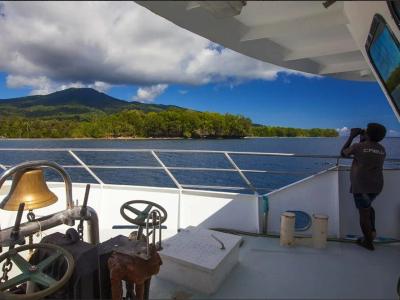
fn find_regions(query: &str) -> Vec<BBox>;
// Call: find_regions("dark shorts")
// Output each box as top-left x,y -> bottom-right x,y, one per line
353,193 -> 377,209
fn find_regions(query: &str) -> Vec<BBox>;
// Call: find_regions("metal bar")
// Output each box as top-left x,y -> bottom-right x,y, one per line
0,206 -> 99,246
150,151 -> 183,231
150,151 -> 182,189
0,163 -> 337,174
4,164 -> 398,174
224,152 -> 257,194
0,147 -> 399,162
181,184 -> 247,190
68,150 -> 104,185
76,165 -> 163,170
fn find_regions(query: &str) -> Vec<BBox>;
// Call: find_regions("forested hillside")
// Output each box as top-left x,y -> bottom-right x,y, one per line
0,110 -> 337,138
0,88 -> 338,138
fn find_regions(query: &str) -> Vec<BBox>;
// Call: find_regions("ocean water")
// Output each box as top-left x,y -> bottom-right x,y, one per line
0,137 -> 399,194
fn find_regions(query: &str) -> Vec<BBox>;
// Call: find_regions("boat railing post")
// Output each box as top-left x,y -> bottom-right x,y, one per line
224,152 -> 257,194
68,150 -> 104,186
224,152 -> 263,232
68,150 -> 104,242
151,150 -> 183,232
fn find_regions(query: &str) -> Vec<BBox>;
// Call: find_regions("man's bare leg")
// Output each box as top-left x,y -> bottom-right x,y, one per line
358,208 -> 375,250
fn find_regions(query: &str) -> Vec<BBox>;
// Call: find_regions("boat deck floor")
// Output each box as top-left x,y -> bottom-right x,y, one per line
149,235 -> 400,299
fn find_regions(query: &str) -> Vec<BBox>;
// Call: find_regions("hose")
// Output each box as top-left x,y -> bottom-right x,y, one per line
210,228 -> 400,244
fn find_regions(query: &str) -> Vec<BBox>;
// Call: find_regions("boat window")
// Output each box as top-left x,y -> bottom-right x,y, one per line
366,14 -> 400,115
388,1 -> 400,28
287,210 -> 311,231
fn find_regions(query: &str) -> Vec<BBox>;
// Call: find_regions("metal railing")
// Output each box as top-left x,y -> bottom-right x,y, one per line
0,148 -> 399,194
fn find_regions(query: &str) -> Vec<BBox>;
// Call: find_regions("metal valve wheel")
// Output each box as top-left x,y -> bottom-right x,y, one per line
120,200 -> 167,227
0,243 -> 74,300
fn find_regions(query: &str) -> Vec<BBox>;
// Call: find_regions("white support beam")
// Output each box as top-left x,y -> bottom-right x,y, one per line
360,69 -> 372,77
240,8 -> 348,42
186,1 -> 201,11
319,60 -> 368,75
283,40 -> 359,61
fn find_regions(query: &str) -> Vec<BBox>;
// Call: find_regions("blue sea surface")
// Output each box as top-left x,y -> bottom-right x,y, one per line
0,137 -> 399,194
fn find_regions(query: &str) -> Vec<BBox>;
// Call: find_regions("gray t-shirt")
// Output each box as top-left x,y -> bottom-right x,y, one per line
343,141 -> 386,194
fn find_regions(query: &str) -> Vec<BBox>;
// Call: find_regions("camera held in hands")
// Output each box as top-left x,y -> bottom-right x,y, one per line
350,128 -> 363,136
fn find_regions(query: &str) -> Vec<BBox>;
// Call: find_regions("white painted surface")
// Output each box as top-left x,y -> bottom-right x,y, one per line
1,166 -> 399,241
180,190 -> 259,233
135,1 -> 391,81
151,235 -> 400,299
266,169 -> 340,237
158,227 -> 242,295
0,182 -> 259,242
0,166 -> 399,298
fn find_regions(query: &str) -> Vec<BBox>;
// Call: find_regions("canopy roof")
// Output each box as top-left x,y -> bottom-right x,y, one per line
136,1 -> 375,81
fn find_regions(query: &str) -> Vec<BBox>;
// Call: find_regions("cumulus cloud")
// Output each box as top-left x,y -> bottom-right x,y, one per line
388,129 -> 400,137
336,126 -> 350,136
134,84 -> 168,102
6,75 -> 111,95
7,75 -> 111,95
0,1 -> 311,98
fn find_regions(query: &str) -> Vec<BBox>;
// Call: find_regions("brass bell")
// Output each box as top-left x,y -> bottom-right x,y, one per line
0,168 -> 58,211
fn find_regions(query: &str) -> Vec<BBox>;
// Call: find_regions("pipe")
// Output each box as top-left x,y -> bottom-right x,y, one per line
84,207 -> 100,245
210,228 -> 400,244
0,206 -> 99,247
0,160 -> 74,210
280,212 -> 295,247
260,195 -> 269,234
312,214 -> 329,249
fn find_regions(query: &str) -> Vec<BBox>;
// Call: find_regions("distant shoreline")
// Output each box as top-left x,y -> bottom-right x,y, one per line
0,136 -> 344,141
1,136 -> 398,140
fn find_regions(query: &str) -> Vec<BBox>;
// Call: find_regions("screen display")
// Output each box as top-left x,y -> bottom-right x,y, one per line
368,16 -> 400,113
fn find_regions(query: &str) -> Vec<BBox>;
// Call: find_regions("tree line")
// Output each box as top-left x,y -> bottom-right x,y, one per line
0,109 -> 338,138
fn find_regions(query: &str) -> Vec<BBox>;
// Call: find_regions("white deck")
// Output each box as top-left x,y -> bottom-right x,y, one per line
150,234 -> 400,299
0,154 -> 399,299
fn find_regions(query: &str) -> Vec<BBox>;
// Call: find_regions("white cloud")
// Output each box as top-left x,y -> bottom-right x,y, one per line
134,84 -> 168,102
0,1 -> 312,96
336,126 -> 350,136
6,75 -> 111,95
6,75 -> 53,95
179,90 -> 188,95
388,129 -> 400,137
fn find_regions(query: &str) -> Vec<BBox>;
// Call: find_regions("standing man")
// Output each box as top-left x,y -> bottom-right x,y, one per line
341,123 -> 386,251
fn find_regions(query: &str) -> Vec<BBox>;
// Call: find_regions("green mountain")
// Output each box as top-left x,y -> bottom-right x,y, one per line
0,88 -> 184,119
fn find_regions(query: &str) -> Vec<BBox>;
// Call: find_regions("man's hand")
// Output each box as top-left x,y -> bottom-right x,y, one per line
350,128 -> 362,138
341,128 -> 361,157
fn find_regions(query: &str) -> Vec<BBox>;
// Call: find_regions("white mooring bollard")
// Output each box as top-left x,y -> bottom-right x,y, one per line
280,212 -> 295,247
312,214 -> 329,249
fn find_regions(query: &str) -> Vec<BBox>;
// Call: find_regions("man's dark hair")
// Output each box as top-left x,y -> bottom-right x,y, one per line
366,123 -> 386,142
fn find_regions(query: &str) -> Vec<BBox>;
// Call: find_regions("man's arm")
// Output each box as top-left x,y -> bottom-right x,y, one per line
341,128 -> 362,157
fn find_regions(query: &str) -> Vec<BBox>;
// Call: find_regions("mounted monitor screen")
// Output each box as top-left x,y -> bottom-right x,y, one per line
366,14 -> 400,115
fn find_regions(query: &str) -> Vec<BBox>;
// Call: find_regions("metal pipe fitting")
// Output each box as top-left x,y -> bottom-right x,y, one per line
145,210 -> 163,257
0,206 -> 99,247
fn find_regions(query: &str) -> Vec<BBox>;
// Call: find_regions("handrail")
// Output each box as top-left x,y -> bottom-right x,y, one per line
0,148 -> 399,194
0,147 -> 398,160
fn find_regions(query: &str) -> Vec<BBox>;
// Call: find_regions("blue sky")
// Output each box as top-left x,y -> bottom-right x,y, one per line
0,1 -> 399,135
